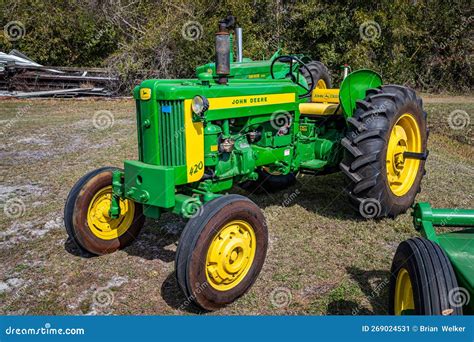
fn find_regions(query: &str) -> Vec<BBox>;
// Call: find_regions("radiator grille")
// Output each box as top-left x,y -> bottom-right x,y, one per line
158,100 -> 186,166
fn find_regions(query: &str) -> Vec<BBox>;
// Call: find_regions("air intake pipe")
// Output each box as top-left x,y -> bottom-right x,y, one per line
235,27 -> 243,63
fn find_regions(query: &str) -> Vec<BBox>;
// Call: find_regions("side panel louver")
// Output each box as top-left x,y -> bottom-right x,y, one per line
158,100 -> 186,166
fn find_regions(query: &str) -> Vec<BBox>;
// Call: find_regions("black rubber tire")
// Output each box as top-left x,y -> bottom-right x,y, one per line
175,194 -> 268,311
239,168 -> 296,193
300,61 -> 332,90
389,237 -> 462,315
64,167 -> 145,255
339,85 -> 428,218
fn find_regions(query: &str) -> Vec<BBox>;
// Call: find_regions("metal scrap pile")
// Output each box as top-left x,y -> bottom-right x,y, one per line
0,50 -> 119,98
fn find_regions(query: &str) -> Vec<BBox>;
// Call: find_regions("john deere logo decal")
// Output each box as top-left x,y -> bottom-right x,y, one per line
231,96 -> 268,105
209,93 -> 295,110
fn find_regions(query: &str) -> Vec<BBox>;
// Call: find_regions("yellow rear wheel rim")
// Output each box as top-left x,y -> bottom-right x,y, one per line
394,268 -> 415,315
206,220 -> 256,291
316,79 -> 327,89
386,113 -> 422,196
87,185 -> 135,240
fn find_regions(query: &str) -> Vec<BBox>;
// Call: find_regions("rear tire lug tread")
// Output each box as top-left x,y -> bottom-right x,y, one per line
353,177 -> 379,194
359,108 -> 388,120
347,117 -> 366,132
339,163 -> 362,183
353,130 -> 386,144
341,137 -> 362,157
351,153 -> 379,171
355,100 -> 373,111
365,88 -> 383,96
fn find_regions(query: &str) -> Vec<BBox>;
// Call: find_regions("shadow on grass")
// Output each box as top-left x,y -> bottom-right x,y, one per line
160,272 -> 206,314
64,238 -> 96,258
242,172 -> 363,221
327,267 -> 391,315
327,299 -> 373,315
64,215 -> 183,263
123,218 -> 182,262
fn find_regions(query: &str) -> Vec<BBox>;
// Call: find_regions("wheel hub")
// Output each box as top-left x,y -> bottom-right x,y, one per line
87,186 -> 135,240
394,268 -> 415,315
386,114 -> 422,196
206,220 -> 256,291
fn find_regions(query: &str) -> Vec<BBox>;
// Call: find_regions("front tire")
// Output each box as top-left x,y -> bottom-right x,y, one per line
389,237 -> 462,315
175,194 -> 268,310
64,167 -> 145,255
340,85 -> 428,218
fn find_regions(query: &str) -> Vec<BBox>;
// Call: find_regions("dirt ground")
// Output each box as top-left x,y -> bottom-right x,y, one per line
0,96 -> 472,315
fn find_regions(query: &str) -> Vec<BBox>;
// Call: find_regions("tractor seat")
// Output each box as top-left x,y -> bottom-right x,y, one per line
299,88 -> 340,116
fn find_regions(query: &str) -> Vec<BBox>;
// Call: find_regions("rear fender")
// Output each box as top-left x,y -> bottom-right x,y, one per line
339,69 -> 382,118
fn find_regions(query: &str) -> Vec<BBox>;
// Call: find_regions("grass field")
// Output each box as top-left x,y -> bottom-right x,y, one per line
0,96 -> 472,315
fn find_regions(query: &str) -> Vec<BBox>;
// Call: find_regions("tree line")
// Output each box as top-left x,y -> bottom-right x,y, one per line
1,0 -> 472,93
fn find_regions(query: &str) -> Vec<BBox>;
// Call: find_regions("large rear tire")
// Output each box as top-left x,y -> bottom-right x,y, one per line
340,85 -> 428,218
175,194 -> 268,310
64,167 -> 145,255
300,61 -> 332,90
389,237 -> 462,315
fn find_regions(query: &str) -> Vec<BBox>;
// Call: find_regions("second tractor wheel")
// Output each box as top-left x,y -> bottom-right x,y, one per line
300,60 -> 332,90
175,194 -> 268,310
340,85 -> 428,218
389,237 -> 462,315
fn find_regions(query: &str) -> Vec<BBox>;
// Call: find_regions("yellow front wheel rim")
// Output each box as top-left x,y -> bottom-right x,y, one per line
206,220 -> 256,291
394,268 -> 415,315
87,185 -> 135,240
386,113 -> 422,196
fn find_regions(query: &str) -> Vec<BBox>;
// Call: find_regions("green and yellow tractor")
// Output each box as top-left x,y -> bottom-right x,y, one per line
64,16 -> 429,310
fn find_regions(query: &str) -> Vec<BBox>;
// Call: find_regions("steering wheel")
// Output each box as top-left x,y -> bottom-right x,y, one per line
270,55 -> 315,99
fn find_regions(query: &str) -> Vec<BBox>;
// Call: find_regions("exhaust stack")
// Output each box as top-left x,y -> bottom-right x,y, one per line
215,16 -> 236,84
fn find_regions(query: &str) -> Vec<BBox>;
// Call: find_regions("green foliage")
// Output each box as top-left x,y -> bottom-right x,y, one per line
0,0 -> 119,67
1,0 -> 471,92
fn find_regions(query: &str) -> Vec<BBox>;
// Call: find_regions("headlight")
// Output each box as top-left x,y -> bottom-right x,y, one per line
192,95 -> 209,115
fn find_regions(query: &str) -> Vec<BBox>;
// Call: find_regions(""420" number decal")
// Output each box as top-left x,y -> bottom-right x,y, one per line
189,161 -> 203,176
